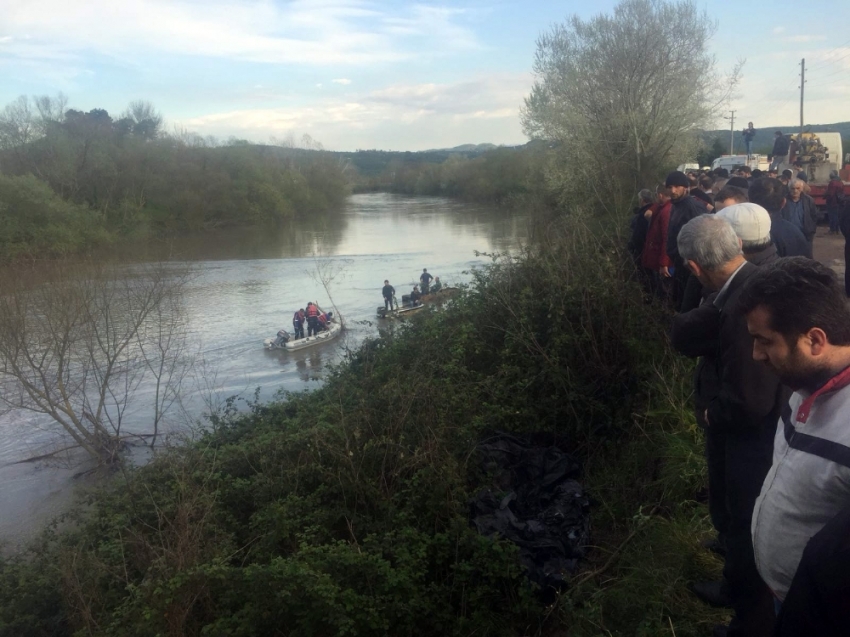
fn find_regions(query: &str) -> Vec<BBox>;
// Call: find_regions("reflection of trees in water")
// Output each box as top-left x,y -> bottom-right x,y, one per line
104,209 -> 349,263
349,192 -> 529,255
94,194 -> 529,263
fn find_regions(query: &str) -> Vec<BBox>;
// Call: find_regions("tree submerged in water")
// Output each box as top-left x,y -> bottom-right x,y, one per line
0,259 -> 192,464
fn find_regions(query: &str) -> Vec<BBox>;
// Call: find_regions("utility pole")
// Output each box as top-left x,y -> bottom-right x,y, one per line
724,110 -> 736,154
799,58 -> 806,136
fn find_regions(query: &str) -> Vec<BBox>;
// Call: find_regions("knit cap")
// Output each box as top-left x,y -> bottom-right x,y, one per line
665,171 -> 690,187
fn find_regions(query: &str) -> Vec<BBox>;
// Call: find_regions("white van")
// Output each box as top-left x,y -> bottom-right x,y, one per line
711,154 -> 769,172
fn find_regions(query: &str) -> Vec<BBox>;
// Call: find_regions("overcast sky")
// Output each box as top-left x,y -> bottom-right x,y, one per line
2,0 -> 849,151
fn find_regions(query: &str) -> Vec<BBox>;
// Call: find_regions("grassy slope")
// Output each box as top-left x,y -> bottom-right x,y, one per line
1,214 -> 728,636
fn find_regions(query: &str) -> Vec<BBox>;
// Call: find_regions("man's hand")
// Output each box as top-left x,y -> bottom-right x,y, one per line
659,266 -> 671,278
643,209 -> 653,219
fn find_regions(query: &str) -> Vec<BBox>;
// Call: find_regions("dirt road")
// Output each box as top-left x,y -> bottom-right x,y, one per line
813,226 -> 845,278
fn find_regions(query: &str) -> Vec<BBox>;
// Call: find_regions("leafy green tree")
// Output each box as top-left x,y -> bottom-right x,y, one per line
521,0 -> 741,213
0,95 -> 351,255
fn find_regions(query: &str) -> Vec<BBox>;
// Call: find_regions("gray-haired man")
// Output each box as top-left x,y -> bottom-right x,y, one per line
674,215 -> 788,637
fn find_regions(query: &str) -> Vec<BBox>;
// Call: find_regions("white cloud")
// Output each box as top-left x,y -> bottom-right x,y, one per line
332,78 -> 352,85
772,26 -> 786,34
0,0 -> 481,69
788,35 -> 827,43
179,73 -> 532,150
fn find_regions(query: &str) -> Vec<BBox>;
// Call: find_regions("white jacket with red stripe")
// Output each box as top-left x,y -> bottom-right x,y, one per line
751,367 -> 850,600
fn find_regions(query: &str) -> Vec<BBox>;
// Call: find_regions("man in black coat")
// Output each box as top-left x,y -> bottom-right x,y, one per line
673,215 -> 788,637
672,202 -> 780,569
665,170 -> 707,310
381,280 -> 395,311
769,131 -> 790,172
748,177 -> 811,258
780,178 -> 819,250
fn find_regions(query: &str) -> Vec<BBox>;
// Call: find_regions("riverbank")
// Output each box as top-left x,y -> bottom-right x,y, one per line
0,213 -> 728,635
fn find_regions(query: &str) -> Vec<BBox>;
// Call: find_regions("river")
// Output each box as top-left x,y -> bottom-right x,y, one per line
0,193 -> 528,546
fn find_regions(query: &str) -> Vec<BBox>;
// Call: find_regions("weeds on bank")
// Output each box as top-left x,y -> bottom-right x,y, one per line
0,212 -> 725,636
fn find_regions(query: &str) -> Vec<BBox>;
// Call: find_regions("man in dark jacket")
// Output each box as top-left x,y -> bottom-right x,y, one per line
382,280 -> 395,311
628,189 -> 654,261
628,189 -> 655,290
748,177 -> 810,258
665,170 -> 707,309
780,178 -> 819,249
671,215 -> 787,637
742,122 -> 756,158
769,131 -> 790,172
420,269 -> 433,294
672,202 -> 778,576
292,308 -> 306,339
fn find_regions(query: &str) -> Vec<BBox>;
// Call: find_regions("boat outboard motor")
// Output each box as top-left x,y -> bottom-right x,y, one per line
273,329 -> 291,347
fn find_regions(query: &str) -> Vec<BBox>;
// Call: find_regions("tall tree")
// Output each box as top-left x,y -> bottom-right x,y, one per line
522,0 -> 741,214
122,100 -> 163,140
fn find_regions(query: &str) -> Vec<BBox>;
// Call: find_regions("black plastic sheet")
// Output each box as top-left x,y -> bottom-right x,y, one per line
470,433 -> 591,591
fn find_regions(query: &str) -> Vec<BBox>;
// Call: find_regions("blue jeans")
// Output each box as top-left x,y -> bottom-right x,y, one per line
746,140 -> 753,156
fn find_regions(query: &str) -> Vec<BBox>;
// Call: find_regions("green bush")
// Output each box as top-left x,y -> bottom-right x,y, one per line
0,174 -> 112,259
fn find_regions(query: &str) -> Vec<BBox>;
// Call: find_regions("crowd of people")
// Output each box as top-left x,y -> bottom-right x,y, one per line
629,169 -> 850,636
291,302 -> 334,339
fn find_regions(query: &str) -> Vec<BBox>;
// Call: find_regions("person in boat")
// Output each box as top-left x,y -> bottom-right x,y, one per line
305,302 -> 320,337
317,311 -> 333,331
431,277 -> 442,293
382,280 -> 395,311
292,308 -> 306,339
420,268 -> 433,294
409,285 -> 421,306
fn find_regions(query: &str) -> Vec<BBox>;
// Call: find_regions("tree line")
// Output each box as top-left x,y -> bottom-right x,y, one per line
354,143 -> 554,206
0,95 -> 350,259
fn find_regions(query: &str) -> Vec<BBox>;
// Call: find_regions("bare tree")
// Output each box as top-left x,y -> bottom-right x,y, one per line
0,259 -> 192,463
521,0 -> 742,213
122,100 -> 163,140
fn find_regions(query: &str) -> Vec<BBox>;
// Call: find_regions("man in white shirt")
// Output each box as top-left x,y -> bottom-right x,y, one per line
740,258 -> 850,610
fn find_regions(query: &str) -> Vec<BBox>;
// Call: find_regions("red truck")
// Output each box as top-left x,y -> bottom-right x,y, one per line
792,132 -> 850,208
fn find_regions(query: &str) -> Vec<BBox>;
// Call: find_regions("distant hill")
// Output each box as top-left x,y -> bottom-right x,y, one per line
428,143 -> 500,153
331,143 -> 530,177
701,122 -> 850,154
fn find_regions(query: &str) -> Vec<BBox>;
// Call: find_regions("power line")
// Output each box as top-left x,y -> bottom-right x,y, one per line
806,39 -> 850,72
806,65 -> 850,88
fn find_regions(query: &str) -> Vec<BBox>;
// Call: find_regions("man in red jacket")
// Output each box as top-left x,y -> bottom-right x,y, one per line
641,186 -> 673,300
826,171 -> 845,235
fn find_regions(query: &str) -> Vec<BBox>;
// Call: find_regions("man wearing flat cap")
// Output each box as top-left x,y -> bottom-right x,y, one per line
665,170 -> 708,309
